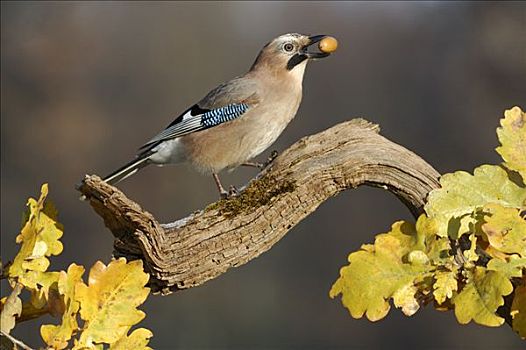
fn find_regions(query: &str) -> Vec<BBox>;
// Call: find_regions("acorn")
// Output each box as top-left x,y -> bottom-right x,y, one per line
318,36 -> 338,53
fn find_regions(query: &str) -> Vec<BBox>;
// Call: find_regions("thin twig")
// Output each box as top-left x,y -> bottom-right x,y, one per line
0,330 -> 35,350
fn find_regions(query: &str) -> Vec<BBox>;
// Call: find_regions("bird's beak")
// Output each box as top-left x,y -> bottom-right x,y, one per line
286,34 -> 333,70
301,35 -> 331,59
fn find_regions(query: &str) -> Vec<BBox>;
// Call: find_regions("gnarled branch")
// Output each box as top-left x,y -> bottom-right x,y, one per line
78,118 -> 441,295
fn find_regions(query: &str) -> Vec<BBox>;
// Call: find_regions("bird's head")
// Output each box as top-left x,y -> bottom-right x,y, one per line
251,33 -> 337,76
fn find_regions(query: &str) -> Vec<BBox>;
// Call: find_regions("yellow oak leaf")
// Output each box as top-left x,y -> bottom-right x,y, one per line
4,185 -> 67,324
414,215 -> 439,249
423,232 -> 452,266
392,283 -> 420,316
425,165 -> 526,238
0,283 -> 23,334
481,203 -> 526,257
41,264 -> 85,350
453,267 -> 513,327
109,328 -> 153,350
497,106 -> 526,180
8,184 -> 63,279
330,221 -> 431,321
487,256 -> 526,279
20,271 -> 60,308
511,280 -> 526,339
73,258 -> 150,349
433,269 -> 458,304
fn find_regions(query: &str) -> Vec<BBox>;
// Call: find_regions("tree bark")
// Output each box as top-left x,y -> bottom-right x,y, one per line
77,118 -> 441,295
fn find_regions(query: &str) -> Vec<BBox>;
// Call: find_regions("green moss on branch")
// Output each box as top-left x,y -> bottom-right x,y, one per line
207,176 -> 296,218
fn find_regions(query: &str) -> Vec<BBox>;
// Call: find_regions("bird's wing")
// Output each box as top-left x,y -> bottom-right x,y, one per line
139,77 -> 260,151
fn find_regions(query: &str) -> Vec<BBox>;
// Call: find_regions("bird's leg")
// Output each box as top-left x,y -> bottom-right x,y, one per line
212,173 -> 229,198
213,173 -> 240,198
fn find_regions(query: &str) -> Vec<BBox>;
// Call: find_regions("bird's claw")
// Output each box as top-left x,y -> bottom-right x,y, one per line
263,150 -> 279,168
219,185 -> 240,199
228,185 -> 240,197
241,151 -> 278,170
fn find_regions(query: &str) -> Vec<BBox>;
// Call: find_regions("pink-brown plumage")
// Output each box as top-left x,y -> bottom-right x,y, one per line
101,33 -> 336,195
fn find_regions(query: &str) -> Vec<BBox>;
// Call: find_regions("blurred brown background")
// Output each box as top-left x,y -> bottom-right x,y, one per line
1,1 -> 525,349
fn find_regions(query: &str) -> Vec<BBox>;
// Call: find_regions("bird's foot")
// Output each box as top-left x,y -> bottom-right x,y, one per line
242,151 -> 279,170
263,150 -> 279,168
228,185 -> 240,197
219,185 -> 240,199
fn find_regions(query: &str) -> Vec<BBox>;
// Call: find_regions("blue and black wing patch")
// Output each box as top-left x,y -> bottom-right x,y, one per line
139,103 -> 249,150
201,104 -> 249,128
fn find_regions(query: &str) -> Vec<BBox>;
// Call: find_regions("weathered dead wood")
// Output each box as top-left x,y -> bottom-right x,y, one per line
78,118 -> 441,295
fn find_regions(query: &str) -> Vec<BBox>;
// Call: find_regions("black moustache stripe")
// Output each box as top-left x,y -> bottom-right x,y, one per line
287,53 -> 308,70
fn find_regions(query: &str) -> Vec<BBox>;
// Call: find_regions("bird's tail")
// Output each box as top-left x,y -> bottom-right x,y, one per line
103,156 -> 150,185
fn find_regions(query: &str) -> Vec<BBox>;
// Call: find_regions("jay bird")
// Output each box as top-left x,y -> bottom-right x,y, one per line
102,33 -> 336,197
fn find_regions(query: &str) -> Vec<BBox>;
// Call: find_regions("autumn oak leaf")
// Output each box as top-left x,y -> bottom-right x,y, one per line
330,221 -> 431,321
41,263 -> 85,350
74,258 -> 150,349
433,269 -> 458,305
486,257 -> 526,279
425,165 -> 526,238
0,283 -> 23,335
7,184 -> 64,279
481,203 -> 526,257
453,267 -> 513,327
497,106 -> 526,179
109,328 -> 153,350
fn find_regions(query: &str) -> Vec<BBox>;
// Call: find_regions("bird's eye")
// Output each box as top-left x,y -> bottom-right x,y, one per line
283,43 -> 294,52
